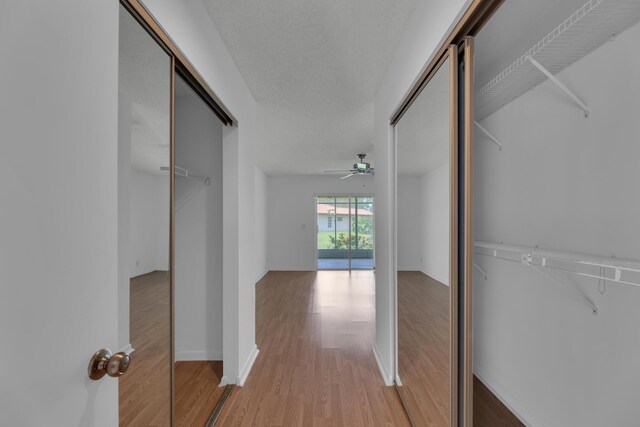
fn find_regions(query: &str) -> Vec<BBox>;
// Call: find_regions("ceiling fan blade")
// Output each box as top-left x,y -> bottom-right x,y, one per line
324,169 -> 355,173
340,173 -> 356,180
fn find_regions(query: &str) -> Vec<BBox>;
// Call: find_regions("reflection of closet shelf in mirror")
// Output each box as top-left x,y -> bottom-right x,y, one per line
475,0 -> 640,121
474,240 -> 640,315
160,166 -> 210,186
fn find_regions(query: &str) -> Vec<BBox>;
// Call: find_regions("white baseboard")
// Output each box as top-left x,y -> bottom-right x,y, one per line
474,365 -> 544,427
373,344 -> 393,386
219,376 -> 229,387
119,343 -> 135,354
237,344 -> 259,386
256,269 -> 269,283
419,269 -> 449,287
175,350 -> 223,361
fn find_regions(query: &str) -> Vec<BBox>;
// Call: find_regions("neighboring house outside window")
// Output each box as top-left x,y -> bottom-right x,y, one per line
337,217 -> 343,221
328,216 -> 332,228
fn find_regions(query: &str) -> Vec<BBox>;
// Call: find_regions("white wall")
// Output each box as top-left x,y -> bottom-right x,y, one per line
473,21 -> 640,427
397,168 -> 450,283
254,167 -> 268,282
174,92 -> 224,361
142,0 -> 259,384
420,164 -> 449,285
397,176 -> 422,271
0,1 -> 120,425
267,175 -> 375,271
129,170 -> 170,277
373,0 -> 471,384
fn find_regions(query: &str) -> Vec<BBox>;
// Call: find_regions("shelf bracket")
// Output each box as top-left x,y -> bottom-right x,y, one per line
529,264 -> 598,316
474,263 -> 488,280
474,121 -> 503,151
527,56 -> 590,118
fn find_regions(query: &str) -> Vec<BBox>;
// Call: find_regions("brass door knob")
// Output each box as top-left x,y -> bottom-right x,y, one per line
88,349 -> 131,380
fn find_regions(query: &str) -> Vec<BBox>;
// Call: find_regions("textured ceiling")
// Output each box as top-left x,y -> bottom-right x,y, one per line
203,0 -> 417,175
396,56 -> 450,176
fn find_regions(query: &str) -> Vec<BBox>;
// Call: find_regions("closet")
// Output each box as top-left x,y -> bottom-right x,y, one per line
471,0 -> 640,425
392,0 -> 640,425
174,73 -> 226,426
118,5 -> 172,424
394,47 -> 459,426
117,1 -> 235,425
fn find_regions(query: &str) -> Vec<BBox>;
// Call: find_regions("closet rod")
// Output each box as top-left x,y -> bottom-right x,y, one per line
160,166 -> 210,186
474,240 -> 640,287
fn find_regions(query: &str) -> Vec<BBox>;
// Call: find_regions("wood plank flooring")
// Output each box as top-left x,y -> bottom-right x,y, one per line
120,271 -> 225,427
397,271 -> 523,427
120,271 -> 171,426
473,376 -> 523,427
221,271 -> 411,426
119,269 -> 522,426
175,361 -> 225,427
397,271 -> 451,426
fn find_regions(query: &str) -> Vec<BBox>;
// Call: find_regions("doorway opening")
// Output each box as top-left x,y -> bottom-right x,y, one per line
316,196 -> 375,270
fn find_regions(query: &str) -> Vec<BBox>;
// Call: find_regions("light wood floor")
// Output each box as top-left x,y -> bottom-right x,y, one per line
221,271 -> 411,426
397,271 -> 450,426
120,271 -> 171,426
120,271 -> 225,427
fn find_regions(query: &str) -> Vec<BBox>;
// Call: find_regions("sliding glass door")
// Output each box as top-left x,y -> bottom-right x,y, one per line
316,196 -> 374,270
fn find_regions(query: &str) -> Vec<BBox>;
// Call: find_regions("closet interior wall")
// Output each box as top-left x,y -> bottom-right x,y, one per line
472,4 -> 640,426
174,75 -> 224,362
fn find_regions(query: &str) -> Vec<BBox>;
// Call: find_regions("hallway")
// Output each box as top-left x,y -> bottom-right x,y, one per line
222,271 -> 410,426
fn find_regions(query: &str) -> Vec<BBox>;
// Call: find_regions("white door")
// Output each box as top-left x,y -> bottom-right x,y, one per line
0,1 -> 120,425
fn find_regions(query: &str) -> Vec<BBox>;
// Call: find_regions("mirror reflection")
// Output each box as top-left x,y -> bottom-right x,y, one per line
395,56 -> 452,426
118,5 -> 172,425
173,74 -> 226,426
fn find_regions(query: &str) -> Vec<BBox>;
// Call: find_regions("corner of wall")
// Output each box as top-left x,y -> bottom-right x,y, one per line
373,343 -> 394,386
237,344 -> 260,386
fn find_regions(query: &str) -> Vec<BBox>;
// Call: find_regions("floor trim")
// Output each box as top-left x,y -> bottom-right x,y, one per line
119,343 -> 135,355
237,344 -> 259,386
373,343 -> 393,386
474,365 -> 541,427
256,269 -> 269,283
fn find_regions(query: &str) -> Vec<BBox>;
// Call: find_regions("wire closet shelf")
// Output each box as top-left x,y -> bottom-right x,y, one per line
475,0 -> 640,121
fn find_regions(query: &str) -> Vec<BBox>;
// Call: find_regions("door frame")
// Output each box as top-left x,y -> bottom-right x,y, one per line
314,193 -> 375,272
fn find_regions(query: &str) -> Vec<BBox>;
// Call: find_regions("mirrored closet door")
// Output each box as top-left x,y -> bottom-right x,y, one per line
118,4 -> 172,425
118,2 -> 236,425
395,45 -> 458,427
173,73 -> 226,426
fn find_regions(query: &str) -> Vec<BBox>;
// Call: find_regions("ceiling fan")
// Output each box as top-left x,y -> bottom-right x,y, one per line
324,153 -> 375,179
